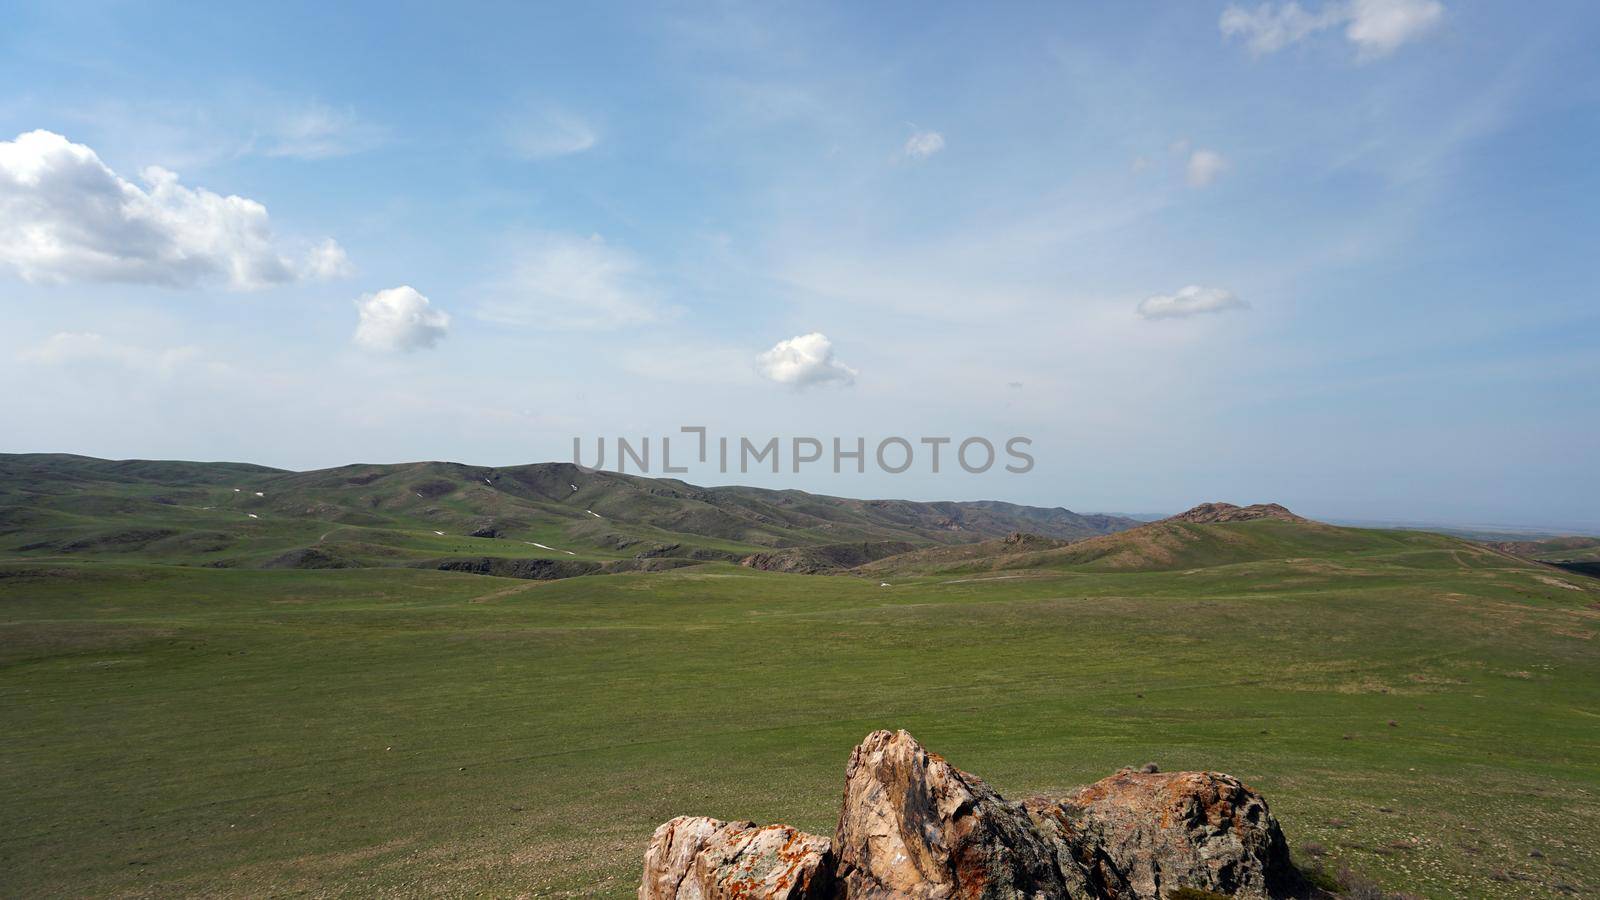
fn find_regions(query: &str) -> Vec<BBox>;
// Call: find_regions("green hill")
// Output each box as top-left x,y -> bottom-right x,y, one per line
0,453 -> 1136,574
861,505 -> 1530,578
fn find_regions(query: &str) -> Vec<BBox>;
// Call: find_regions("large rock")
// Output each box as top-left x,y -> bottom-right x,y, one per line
639,815 -> 833,900
641,732 -> 1304,900
1030,770 -> 1299,899
831,729 -> 1093,898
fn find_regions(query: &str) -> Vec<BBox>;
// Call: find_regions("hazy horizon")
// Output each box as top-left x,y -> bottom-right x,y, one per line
4,446 -> 1595,535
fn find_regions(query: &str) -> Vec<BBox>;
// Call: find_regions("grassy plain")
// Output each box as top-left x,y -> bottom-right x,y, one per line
4,524 -> 1598,897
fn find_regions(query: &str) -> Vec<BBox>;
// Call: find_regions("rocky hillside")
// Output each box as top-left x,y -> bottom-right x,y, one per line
639,730 -> 1360,899
852,529 -> 1070,576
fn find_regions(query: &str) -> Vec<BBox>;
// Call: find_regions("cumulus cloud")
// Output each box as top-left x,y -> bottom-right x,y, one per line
756,332 -> 858,387
1186,149 -> 1229,187
0,130 -> 348,289
477,234 -> 664,330
19,331 -> 199,373
1136,286 -> 1249,320
1220,0 -> 1443,58
506,107 -> 599,160
353,286 -> 451,352
903,130 -> 945,159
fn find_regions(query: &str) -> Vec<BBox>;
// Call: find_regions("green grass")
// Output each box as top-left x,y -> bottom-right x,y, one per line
3,538 -> 1598,897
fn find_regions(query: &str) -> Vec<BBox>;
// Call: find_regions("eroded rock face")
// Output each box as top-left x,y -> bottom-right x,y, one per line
831,729 -> 1091,899
1033,770 -> 1298,900
641,733 -> 1302,900
639,815 -> 833,900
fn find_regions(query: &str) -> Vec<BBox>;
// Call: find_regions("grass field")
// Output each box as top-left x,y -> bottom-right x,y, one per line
4,525 -> 1598,898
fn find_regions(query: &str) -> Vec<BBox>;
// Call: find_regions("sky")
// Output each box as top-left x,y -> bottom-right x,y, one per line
1,0 -> 1597,530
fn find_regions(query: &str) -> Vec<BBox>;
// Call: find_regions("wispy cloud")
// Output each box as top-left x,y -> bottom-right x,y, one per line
477,233 -> 666,329
0,130 -> 349,289
48,95 -> 386,169
1186,149 -> 1228,187
504,106 -> 599,160
903,130 -> 945,160
19,331 -> 199,374
1221,0 -> 1445,59
1137,286 -> 1249,320
1345,0 -> 1447,58
257,102 -> 387,160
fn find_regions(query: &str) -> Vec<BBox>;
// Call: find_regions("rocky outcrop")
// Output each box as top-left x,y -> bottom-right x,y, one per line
1001,531 -> 1067,552
639,816 -> 833,900
1165,503 -> 1307,525
259,547 -> 358,569
641,731 -> 1303,900
1030,770 -> 1298,899
739,541 -> 918,575
421,556 -> 697,581
832,729 -> 1090,898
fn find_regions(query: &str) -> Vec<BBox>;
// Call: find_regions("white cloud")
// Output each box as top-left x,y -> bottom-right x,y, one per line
477,234 -> 664,329
1186,149 -> 1229,187
1345,0 -> 1445,58
0,130 -> 348,289
353,286 -> 451,352
19,331 -> 199,373
756,332 -> 858,387
903,130 -> 945,159
506,108 -> 599,160
1137,286 -> 1249,320
1220,0 -> 1443,58
305,238 -> 355,279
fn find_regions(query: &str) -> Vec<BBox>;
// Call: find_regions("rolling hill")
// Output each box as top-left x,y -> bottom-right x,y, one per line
1481,535 -> 1600,579
0,453 -> 1138,574
858,501 -> 1547,578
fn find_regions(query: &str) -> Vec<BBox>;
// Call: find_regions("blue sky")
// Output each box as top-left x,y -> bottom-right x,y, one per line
1,0 -> 1596,529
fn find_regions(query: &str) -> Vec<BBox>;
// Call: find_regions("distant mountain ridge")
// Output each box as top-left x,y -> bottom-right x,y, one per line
855,501 -> 1514,577
0,453 -> 1138,573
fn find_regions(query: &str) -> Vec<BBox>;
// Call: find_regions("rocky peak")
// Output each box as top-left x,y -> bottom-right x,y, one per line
1165,502 -> 1307,525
